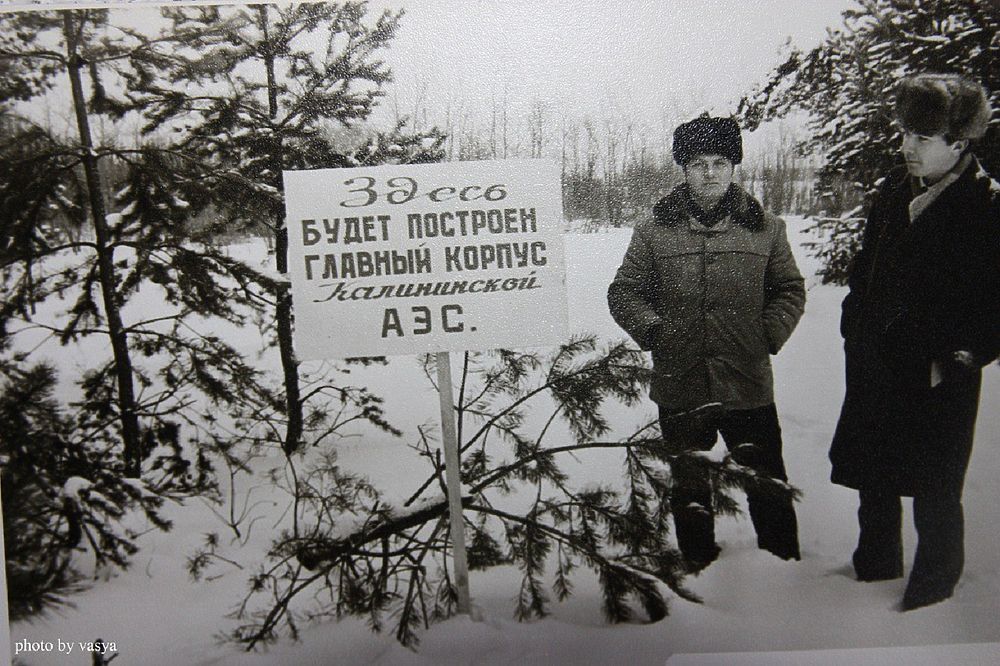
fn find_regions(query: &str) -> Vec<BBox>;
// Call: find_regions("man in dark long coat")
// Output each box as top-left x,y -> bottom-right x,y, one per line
830,73 -> 1000,610
608,116 -> 806,572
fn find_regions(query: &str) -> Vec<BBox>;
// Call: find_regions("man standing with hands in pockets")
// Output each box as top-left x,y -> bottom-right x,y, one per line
609,115 -> 806,573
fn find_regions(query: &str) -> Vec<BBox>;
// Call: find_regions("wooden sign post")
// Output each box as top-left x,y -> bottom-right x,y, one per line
283,159 -> 567,614
435,350 -> 471,613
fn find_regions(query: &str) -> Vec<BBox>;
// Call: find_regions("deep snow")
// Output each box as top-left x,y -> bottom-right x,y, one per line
10,217 -> 1000,665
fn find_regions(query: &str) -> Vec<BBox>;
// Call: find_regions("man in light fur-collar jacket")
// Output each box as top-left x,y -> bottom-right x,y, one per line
830,73 -> 1000,611
608,115 -> 806,573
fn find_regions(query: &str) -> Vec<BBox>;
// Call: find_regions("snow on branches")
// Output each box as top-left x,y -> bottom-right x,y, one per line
738,0 -> 998,284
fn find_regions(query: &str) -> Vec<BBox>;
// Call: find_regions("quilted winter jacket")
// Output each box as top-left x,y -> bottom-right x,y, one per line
608,184 -> 805,411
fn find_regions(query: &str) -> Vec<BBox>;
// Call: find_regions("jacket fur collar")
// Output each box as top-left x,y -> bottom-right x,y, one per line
652,183 -> 766,231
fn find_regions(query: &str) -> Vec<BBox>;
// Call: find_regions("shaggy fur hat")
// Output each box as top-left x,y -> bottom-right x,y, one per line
672,115 -> 743,166
895,74 -> 992,140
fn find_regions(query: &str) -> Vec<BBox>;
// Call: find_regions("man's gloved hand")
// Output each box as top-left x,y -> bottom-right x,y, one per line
951,350 -> 978,369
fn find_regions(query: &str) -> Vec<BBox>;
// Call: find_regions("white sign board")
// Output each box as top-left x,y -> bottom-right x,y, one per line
283,159 -> 568,359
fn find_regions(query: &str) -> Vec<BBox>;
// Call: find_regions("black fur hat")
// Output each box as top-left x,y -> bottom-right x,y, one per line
895,74 -> 991,140
672,115 -> 743,166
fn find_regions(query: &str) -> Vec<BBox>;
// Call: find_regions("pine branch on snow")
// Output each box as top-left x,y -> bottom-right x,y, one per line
225,337 -> 798,649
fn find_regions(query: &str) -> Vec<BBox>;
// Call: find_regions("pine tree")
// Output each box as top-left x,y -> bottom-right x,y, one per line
0,8 -> 278,473
129,2 -> 444,456
0,7 -> 284,614
1,9 -> 146,475
738,0 -> 998,283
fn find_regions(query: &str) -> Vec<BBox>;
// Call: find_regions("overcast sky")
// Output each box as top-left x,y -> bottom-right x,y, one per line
1,0 -> 859,151
370,0 -> 856,133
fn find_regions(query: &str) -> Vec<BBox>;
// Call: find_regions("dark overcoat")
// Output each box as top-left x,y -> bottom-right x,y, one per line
830,158 -> 1000,496
607,184 -> 805,412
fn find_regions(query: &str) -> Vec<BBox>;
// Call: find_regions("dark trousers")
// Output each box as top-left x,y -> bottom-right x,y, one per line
853,486 -> 964,595
659,403 -> 800,562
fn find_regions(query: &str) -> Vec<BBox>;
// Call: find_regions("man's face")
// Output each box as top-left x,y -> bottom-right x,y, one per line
684,154 -> 734,209
901,131 -> 964,182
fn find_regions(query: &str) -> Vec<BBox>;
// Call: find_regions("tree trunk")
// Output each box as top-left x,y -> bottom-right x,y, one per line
63,11 -> 143,476
257,5 -> 303,455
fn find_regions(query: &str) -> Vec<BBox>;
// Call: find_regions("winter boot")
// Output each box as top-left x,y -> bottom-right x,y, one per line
901,575 -> 956,611
854,488 -> 904,581
675,504 -> 721,574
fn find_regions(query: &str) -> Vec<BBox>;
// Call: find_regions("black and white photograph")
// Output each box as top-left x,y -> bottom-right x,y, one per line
1,1 -> 998,664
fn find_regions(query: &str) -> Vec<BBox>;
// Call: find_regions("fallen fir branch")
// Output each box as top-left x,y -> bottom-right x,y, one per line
288,435 -> 799,571
227,338 -> 801,650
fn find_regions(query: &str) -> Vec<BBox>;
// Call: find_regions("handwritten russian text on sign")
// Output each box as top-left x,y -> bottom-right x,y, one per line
283,160 -> 568,359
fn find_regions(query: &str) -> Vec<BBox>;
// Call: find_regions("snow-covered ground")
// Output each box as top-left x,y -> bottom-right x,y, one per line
11,217 -> 1000,665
